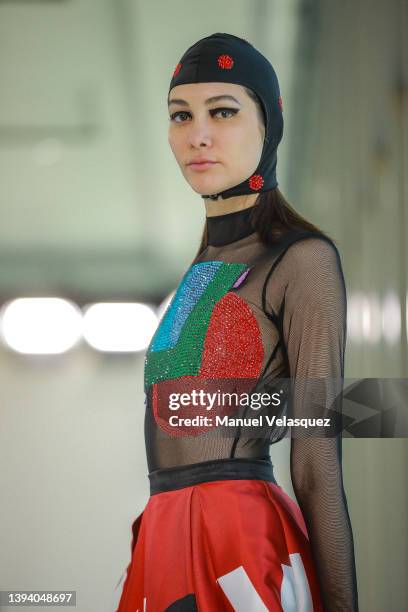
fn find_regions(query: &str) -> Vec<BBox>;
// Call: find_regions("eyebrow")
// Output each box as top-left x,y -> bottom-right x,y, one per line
168,94 -> 242,108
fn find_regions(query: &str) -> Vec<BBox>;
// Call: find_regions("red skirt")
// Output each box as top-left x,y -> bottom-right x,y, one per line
115,459 -> 323,611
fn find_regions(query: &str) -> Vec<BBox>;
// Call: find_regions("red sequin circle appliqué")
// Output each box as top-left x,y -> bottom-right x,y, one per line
278,96 -> 283,111
200,292 -> 264,379
217,54 -> 234,69
248,174 -> 264,191
173,62 -> 182,77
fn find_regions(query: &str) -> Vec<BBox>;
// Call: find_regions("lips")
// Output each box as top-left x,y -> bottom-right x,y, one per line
187,159 -> 219,171
188,156 -> 218,165
188,161 -> 218,171
189,161 -> 216,165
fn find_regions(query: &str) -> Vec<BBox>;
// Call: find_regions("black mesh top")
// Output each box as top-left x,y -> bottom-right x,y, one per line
143,204 -> 359,611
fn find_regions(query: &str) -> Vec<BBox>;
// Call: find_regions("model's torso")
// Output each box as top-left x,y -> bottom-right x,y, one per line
143,218 -> 316,472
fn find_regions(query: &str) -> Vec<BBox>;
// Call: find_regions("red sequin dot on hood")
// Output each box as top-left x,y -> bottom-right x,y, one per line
217,54 -> 234,69
173,62 -> 182,77
248,174 -> 264,190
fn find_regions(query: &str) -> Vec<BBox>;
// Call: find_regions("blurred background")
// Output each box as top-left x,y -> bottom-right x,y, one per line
0,0 -> 407,610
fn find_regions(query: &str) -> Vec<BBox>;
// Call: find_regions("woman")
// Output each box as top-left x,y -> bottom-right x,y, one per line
116,33 -> 359,611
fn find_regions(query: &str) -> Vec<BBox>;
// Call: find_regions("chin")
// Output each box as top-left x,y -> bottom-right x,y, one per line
188,183 -> 219,196
188,178 -> 233,197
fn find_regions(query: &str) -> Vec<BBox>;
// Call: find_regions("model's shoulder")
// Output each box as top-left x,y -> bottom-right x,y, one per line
273,230 -> 341,267
256,231 -> 343,287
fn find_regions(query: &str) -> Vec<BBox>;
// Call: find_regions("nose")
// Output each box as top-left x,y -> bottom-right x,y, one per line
188,116 -> 213,148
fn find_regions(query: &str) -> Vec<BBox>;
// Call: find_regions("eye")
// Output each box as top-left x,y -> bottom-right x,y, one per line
169,107 -> 239,123
169,111 -> 191,123
210,107 -> 239,119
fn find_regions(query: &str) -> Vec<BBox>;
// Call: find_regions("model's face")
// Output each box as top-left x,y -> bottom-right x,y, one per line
168,82 -> 265,196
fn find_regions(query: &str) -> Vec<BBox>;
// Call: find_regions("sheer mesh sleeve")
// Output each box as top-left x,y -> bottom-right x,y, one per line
280,237 -> 359,611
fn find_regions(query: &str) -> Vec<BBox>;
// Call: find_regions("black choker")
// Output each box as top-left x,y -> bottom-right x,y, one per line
206,206 -> 256,246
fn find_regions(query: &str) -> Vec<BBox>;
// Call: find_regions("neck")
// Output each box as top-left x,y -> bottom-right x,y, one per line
204,193 -> 259,217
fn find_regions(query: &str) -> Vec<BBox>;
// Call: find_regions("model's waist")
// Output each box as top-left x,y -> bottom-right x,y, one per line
148,457 -> 277,495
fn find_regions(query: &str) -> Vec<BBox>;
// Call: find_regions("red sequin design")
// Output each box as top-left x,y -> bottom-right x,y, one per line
152,376 -> 243,437
200,292 -> 263,378
173,62 -> 182,77
151,292 -> 264,437
278,96 -> 283,111
217,54 -> 234,69
248,174 -> 264,191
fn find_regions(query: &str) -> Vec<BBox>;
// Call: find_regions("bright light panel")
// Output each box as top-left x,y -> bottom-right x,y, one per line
0,297 -> 83,354
82,302 -> 158,352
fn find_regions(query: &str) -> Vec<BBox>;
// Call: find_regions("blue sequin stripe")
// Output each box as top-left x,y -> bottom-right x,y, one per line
151,261 -> 223,352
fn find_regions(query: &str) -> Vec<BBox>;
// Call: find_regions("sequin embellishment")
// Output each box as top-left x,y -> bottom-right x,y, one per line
249,174 -> 264,190
144,259 -> 265,435
233,267 -> 251,288
200,292 -> 263,379
217,54 -> 234,69
150,261 -> 223,352
144,261 -> 247,390
149,275 -> 264,436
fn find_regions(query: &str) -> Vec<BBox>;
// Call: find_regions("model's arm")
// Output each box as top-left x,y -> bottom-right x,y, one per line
281,237 -> 359,612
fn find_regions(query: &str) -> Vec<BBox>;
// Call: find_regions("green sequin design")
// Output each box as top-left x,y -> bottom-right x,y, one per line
144,262 -> 247,390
